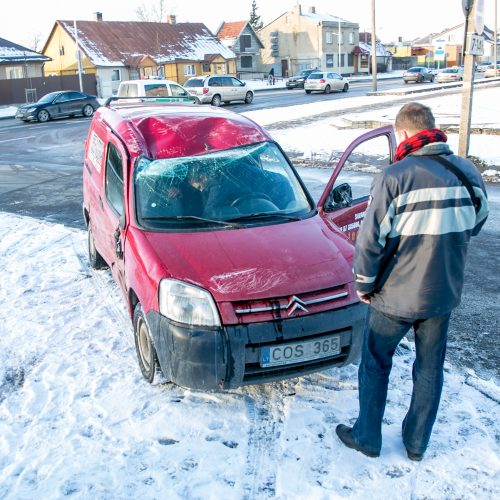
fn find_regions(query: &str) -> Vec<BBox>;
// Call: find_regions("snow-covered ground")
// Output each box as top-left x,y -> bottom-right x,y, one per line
1,214 -> 499,498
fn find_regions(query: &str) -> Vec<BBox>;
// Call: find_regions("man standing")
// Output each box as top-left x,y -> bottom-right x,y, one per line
336,102 -> 489,461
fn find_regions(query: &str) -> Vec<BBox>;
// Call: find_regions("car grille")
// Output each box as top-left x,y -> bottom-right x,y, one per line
231,285 -> 349,324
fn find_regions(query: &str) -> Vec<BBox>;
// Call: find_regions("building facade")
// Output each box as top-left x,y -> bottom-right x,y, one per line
259,5 -> 360,77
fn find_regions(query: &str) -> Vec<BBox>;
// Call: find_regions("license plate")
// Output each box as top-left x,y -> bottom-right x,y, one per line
261,334 -> 341,368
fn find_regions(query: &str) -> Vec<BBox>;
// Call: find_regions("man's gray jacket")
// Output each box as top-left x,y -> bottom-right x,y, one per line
354,142 -> 489,319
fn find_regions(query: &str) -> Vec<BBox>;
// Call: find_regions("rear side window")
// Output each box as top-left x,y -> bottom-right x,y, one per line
144,84 -> 169,97
105,143 -> 124,216
208,77 -> 221,86
184,78 -> 205,87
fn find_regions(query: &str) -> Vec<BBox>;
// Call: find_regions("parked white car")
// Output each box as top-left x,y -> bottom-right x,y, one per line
117,79 -> 197,103
436,67 -> 464,83
184,75 -> 253,106
484,66 -> 500,78
304,72 -> 349,94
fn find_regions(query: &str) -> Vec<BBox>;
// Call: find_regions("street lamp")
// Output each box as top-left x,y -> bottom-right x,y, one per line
371,0 -> 377,91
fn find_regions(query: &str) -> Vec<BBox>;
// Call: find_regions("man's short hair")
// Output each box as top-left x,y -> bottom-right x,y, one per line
395,102 -> 436,132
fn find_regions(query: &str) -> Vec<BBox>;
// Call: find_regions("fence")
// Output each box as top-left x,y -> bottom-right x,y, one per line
0,74 -> 97,106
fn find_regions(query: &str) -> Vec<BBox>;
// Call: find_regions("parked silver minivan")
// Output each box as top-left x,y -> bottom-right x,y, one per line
184,75 -> 254,106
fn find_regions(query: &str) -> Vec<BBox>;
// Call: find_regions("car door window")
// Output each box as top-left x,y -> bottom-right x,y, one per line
231,77 -> 244,87
170,85 -> 188,97
55,93 -> 69,103
105,143 -> 124,216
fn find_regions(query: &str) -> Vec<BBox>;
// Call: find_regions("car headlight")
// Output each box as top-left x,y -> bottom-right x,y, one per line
26,107 -> 37,112
159,279 -> 221,327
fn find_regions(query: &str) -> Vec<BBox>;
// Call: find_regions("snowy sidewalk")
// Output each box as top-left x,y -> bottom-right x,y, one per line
0,212 -> 498,499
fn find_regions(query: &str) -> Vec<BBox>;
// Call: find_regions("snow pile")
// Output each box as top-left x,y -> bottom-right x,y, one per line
0,212 -> 499,498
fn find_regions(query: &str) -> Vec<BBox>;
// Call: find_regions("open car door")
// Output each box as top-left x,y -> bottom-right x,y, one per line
318,125 -> 397,243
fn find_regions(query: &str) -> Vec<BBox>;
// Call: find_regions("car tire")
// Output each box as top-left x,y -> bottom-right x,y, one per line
244,91 -> 253,104
404,80 -> 408,84
211,94 -> 222,106
324,85 -> 331,94
82,104 -> 94,117
343,83 -> 349,92
88,224 -> 107,270
37,109 -> 50,122
134,303 -> 160,384
305,89 -> 311,94
430,76 -> 435,83
417,76 -> 423,83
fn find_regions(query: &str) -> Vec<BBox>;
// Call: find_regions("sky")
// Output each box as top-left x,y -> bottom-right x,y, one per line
2,0 -> 497,51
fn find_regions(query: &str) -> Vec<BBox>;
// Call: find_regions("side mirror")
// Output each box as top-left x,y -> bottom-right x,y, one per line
241,81 -> 246,86
326,183 -> 353,210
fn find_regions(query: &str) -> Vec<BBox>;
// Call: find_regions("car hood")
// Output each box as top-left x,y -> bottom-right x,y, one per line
17,102 -> 43,110
141,216 -> 355,303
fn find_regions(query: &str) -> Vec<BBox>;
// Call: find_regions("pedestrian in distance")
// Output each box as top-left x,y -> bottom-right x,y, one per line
336,102 -> 489,461
268,67 -> 275,85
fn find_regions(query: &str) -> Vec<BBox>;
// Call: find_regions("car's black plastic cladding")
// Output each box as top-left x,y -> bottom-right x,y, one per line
145,301 -> 366,391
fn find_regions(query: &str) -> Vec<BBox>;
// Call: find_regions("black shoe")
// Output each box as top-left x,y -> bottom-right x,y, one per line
406,449 -> 424,462
335,424 -> 380,458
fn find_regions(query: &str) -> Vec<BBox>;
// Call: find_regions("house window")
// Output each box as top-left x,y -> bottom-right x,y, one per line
326,32 -> 334,44
7,67 -> 23,79
59,46 -> 65,56
240,34 -> 251,51
326,54 -> 334,68
202,63 -> 211,72
111,69 -> 121,81
184,64 -> 196,76
240,55 -> 253,69
348,54 -> 354,66
130,69 -> 139,80
349,32 -> 354,44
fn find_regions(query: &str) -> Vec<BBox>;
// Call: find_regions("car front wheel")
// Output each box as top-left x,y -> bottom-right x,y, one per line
37,109 -> 50,122
134,303 -> 160,384
343,83 -> 349,92
244,91 -> 253,104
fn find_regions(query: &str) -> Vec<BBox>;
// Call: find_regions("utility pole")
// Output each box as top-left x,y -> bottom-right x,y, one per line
338,16 -> 342,73
371,0 -> 377,92
74,20 -> 83,92
458,0 -> 484,157
495,0 -> 498,75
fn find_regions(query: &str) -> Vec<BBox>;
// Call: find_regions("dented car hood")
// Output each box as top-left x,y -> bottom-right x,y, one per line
142,216 -> 355,302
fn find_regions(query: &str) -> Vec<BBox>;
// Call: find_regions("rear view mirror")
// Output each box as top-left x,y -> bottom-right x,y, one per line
328,183 -> 353,210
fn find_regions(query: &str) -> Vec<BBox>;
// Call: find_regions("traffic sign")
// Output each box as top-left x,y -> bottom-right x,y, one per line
467,33 -> 484,55
472,0 -> 485,35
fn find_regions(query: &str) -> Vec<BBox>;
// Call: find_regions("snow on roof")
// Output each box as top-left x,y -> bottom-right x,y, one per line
58,20 -> 236,68
0,37 -> 50,64
358,41 -> 392,57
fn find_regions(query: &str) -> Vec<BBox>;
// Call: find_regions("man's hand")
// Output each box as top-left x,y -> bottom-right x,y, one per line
356,291 -> 371,304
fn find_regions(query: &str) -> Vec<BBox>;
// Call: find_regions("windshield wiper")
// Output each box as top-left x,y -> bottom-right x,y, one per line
141,215 -> 241,228
225,212 -> 303,223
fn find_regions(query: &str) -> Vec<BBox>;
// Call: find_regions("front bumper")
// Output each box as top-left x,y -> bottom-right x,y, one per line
146,301 -> 367,391
286,80 -> 304,88
15,110 -> 37,120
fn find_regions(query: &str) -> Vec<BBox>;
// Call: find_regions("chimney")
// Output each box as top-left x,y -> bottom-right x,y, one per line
93,12 -> 103,22
398,36 -> 403,43
309,7 -> 316,14
166,15 -> 176,25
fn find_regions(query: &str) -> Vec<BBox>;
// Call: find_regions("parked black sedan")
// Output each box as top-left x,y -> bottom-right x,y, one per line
15,91 -> 100,123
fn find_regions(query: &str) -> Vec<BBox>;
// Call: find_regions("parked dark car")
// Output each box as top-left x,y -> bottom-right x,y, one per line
286,69 -> 319,89
402,67 -> 435,84
15,91 -> 100,123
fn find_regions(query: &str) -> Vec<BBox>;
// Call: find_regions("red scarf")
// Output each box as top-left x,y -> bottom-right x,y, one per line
395,129 -> 447,162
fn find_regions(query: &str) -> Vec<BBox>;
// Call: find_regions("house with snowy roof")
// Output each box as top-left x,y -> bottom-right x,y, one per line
215,21 -> 264,77
357,33 -> 392,73
42,13 -> 236,97
258,4 -> 360,77
0,37 -> 50,80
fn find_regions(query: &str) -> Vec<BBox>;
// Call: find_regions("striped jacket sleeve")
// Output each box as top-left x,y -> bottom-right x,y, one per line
354,172 -> 396,295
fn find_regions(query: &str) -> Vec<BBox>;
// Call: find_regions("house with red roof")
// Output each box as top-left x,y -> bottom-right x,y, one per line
42,13 -> 236,97
216,21 -> 264,78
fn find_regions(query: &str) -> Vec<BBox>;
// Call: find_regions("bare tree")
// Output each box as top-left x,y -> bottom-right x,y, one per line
136,0 -> 168,22
28,33 -> 43,52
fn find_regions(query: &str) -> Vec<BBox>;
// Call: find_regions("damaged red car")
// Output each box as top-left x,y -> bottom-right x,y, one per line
82,99 -> 396,390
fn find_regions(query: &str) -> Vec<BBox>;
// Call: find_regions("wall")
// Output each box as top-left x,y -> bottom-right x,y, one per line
0,74 -> 97,105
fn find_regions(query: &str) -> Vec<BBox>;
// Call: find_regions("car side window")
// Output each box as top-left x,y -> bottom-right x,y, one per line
170,85 -> 188,97
105,142 -> 124,216
69,92 -> 85,99
231,77 -> 244,87
208,77 -> 219,87
55,93 -> 69,103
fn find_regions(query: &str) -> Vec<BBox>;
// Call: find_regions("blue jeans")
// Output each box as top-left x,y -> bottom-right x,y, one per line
351,307 -> 450,455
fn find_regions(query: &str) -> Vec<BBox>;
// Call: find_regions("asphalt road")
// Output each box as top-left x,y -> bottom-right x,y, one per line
0,83 -> 498,381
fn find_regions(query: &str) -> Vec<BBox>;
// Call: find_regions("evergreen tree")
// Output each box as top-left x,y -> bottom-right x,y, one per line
249,0 -> 264,31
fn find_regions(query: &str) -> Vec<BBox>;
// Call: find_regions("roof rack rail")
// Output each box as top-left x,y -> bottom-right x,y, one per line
104,95 -> 200,107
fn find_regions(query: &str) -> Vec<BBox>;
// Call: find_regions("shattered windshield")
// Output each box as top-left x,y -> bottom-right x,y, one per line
134,142 -> 314,230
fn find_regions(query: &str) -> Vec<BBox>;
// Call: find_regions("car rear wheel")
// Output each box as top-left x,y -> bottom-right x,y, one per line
134,303 -> 160,384
305,89 -> 311,94
37,109 -> 50,122
244,91 -> 253,104
343,83 -> 349,92
324,85 -> 331,94
211,94 -> 222,106
82,104 -> 94,117
88,224 -> 107,270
